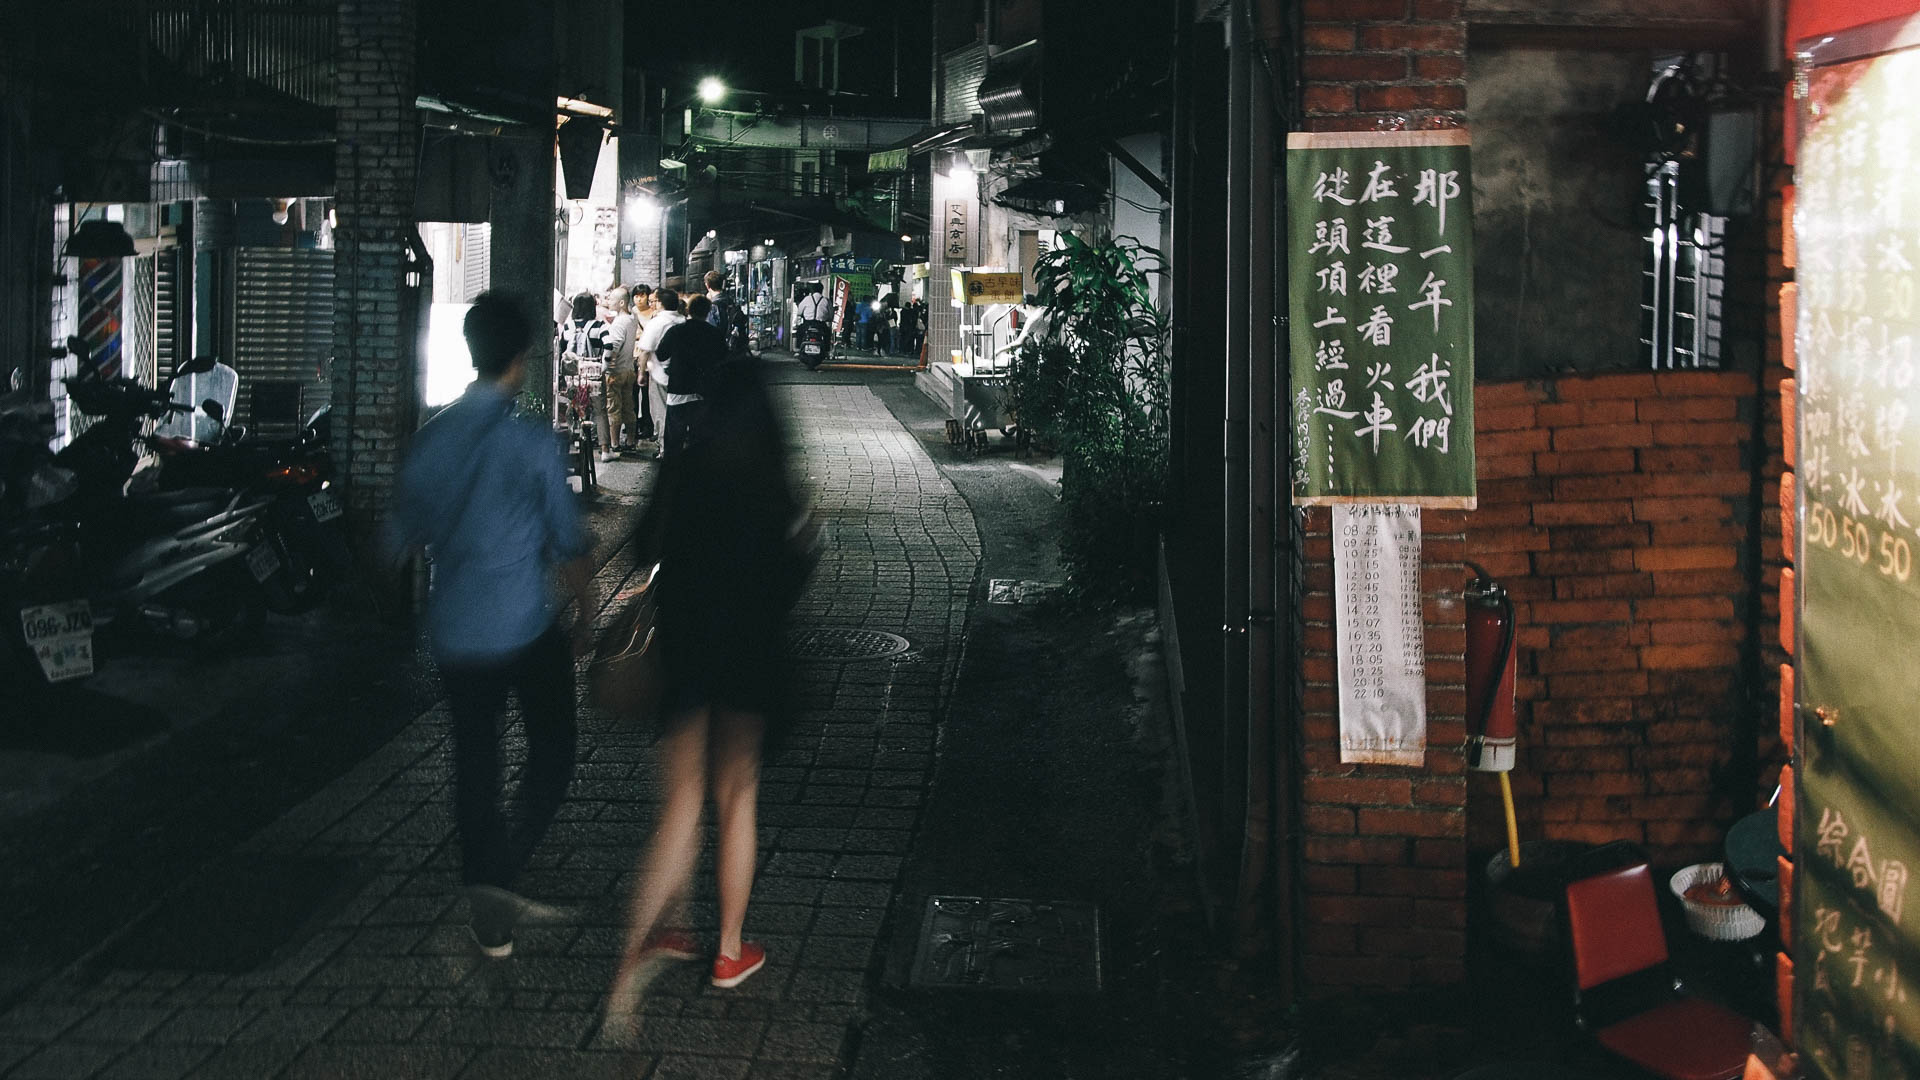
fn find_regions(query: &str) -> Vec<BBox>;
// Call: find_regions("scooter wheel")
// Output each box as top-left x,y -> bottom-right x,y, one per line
171,561 -> 267,656
260,542 -> 328,616
259,553 -> 326,614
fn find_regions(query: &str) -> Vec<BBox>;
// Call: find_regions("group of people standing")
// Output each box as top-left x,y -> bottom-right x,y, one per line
850,292 -> 925,357
555,270 -> 752,461
387,279 -> 801,1022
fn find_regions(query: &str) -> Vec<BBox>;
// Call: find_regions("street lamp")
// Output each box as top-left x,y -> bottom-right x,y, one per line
627,196 -> 661,227
697,77 -> 727,105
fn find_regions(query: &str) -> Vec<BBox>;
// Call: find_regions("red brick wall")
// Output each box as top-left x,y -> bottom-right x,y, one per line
1301,0 -> 1466,132
1464,371 -> 1771,863
1297,0 -> 1470,995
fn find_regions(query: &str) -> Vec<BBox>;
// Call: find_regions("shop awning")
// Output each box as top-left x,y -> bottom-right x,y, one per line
866,120 -> 988,173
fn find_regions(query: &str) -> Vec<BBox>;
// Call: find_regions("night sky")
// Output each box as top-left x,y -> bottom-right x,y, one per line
627,0 -> 934,117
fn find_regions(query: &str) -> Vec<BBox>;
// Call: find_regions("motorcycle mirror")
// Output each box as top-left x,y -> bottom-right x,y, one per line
180,354 -> 219,377
201,399 -> 225,423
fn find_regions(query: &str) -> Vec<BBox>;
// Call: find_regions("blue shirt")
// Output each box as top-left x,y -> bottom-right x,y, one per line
387,381 -> 589,664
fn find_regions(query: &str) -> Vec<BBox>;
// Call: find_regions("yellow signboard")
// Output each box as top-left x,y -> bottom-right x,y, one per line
950,270 -> 1025,306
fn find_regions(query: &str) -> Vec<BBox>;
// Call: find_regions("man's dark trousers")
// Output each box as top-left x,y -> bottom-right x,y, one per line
442,626 -> 576,888
665,400 -> 707,459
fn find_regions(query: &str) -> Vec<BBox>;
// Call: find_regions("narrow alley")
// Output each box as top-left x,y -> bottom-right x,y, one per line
0,370 -> 1249,1080
10,1 -> 1916,1077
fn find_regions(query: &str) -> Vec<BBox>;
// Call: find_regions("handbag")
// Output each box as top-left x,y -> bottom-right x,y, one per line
777,508 -> 824,610
587,562 -> 664,716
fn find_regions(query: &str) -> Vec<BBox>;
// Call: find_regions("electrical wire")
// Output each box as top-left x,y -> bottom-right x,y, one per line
143,111 -> 334,148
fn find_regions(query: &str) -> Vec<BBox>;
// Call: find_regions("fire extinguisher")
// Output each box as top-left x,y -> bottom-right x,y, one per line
1465,562 -> 1523,865
1465,563 -> 1517,772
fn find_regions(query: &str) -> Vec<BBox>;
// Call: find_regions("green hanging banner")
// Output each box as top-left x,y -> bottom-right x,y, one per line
1287,130 -> 1476,508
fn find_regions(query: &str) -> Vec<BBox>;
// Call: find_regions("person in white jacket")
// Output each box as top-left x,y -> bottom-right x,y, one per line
637,288 -> 688,460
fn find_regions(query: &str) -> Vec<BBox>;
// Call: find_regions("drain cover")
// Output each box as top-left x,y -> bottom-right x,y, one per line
987,579 -> 1060,605
787,627 -> 911,662
910,895 -> 1101,992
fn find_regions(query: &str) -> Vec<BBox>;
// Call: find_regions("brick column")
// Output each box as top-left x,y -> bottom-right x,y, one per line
1297,0 -> 1470,993
332,0 -> 420,532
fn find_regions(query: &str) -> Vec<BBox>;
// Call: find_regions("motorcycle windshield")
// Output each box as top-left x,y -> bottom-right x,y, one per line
156,363 -> 239,443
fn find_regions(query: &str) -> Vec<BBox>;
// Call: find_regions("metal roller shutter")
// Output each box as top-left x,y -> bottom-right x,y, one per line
126,254 -> 156,388
155,246 -> 181,381
940,44 -> 987,126
233,249 -> 334,435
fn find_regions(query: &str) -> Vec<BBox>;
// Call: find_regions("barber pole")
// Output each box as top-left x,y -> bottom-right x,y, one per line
78,258 -> 125,380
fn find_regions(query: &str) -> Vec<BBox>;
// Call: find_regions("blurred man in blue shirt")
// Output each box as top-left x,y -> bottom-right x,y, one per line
387,291 -> 595,958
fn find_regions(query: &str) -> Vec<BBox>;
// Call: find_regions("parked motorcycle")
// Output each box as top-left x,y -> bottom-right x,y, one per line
796,320 -> 831,371
2,347 -> 283,684
151,401 -> 347,614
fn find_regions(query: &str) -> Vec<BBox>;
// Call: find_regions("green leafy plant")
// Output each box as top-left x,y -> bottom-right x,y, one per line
1008,234 -> 1170,602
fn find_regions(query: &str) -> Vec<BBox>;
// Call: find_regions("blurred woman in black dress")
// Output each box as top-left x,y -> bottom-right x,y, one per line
610,336 -> 804,1002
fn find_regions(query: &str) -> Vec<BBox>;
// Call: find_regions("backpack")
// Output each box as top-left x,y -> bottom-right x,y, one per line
560,318 -> 607,380
709,294 -> 749,355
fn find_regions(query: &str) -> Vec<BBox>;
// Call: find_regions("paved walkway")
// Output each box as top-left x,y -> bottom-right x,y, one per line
0,385 -> 980,1080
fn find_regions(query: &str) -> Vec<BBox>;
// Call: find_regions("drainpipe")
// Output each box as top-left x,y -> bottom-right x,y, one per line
1760,0 -> 1785,74
1222,0 -> 1254,936
1231,0 -> 1291,968
1254,0 -> 1298,1004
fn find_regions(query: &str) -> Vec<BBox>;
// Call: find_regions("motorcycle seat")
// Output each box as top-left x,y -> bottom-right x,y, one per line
136,487 -> 231,508
122,490 -> 232,531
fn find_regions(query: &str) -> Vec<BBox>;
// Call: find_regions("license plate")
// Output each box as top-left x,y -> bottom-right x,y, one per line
19,600 -> 94,683
246,543 -> 282,583
308,490 -> 344,522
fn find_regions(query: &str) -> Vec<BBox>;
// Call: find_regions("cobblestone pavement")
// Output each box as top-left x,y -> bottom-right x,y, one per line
0,384 -> 980,1079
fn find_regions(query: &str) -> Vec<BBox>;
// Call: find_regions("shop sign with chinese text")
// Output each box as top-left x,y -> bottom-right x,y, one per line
945,201 -> 970,261
951,271 -> 1024,306
1793,26 -> 1920,1077
1288,130 -> 1476,508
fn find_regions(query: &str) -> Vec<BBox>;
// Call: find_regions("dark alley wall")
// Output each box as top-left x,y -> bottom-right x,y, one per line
1466,46 -> 1650,380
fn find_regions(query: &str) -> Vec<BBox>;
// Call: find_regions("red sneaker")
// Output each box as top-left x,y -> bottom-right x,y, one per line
644,929 -> 700,961
710,942 -> 767,988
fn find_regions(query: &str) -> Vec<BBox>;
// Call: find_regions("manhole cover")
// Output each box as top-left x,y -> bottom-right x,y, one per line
910,895 -> 1102,992
787,627 -> 911,662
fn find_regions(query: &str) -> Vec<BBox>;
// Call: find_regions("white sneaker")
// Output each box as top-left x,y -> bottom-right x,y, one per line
598,451 -> 617,463
462,884 -> 574,959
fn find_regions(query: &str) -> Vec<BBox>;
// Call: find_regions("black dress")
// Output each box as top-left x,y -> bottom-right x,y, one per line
647,355 -> 799,724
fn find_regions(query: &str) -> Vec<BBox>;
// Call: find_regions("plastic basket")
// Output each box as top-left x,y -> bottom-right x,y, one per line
1669,862 -> 1766,941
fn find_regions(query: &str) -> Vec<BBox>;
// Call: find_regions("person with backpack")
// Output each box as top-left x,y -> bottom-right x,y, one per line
704,270 -> 749,356
555,292 -> 609,454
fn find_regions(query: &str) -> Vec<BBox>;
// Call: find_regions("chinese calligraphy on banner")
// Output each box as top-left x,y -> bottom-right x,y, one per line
1794,35 -> 1920,1077
1333,506 -> 1427,765
1288,130 -> 1476,508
